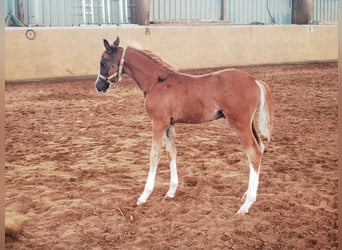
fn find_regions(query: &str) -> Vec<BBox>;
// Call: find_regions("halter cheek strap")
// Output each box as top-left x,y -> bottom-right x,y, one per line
117,47 -> 126,81
97,47 -> 126,87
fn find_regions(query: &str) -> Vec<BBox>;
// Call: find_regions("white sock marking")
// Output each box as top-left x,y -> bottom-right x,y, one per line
237,162 -> 260,214
166,159 -> 178,198
137,144 -> 159,205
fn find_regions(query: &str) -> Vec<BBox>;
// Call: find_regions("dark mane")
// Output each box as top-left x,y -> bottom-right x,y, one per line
132,47 -> 177,72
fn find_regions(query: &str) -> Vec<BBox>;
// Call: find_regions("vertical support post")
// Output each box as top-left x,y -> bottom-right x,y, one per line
17,0 -> 24,23
292,0 -> 314,24
131,0 -> 150,25
221,0 -> 227,21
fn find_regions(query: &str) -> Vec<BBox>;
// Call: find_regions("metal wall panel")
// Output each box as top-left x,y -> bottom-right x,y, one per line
20,0 -> 130,26
150,0 -> 337,24
7,0 -> 338,26
225,0 -> 292,24
313,0 -> 338,23
150,0 -> 292,23
150,0 -> 222,21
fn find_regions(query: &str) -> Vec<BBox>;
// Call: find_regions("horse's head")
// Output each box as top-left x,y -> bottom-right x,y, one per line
95,36 -> 125,93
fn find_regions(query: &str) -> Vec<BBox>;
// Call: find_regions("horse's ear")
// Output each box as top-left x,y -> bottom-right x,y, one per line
113,36 -> 120,47
103,39 -> 112,52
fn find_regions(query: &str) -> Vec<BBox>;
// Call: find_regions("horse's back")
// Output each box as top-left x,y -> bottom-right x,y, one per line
196,68 -> 260,104
199,68 -> 262,120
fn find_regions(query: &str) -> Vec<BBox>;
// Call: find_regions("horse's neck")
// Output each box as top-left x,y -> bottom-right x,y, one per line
124,47 -> 170,93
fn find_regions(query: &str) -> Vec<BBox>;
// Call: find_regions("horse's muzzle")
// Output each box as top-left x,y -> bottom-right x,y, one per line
95,78 -> 110,93
95,72 -> 119,93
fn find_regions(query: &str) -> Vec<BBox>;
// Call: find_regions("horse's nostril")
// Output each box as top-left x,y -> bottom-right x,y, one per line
95,83 -> 103,92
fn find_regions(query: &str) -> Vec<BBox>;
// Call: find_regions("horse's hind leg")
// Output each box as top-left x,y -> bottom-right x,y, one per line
164,125 -> 178,198
233,121 -> 263,214
137,120 -> 169,205
252,121 -> 265,152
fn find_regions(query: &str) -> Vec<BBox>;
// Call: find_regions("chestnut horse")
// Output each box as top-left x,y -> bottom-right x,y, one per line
95,37 -> 274,214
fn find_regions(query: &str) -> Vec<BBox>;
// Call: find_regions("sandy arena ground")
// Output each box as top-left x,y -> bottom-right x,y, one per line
5,63 -> 337,249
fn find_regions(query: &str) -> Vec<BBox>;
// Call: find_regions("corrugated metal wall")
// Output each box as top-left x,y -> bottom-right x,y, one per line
225,0 -> 292,24
151,0 -> 293,24
151,0 -> 338,24
313,0 -> 338,23
150,0 -> 222,21
20,0 -> 130,26
6,0 -> 338,26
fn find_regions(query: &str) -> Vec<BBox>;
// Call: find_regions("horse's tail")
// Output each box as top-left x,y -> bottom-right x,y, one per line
255,80 -> 274,141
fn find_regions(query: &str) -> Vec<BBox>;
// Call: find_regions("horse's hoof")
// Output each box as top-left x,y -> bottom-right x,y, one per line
164,192 -> 175,199
136,199 -> 146,206
237,208 -> 249,214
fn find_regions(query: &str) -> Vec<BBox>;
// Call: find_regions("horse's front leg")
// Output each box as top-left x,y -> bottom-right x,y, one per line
137,120 -> 168,205
164,125 -> 178,198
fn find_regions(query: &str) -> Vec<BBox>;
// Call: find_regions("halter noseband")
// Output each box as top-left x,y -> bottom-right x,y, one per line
98,47 -> 126,88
